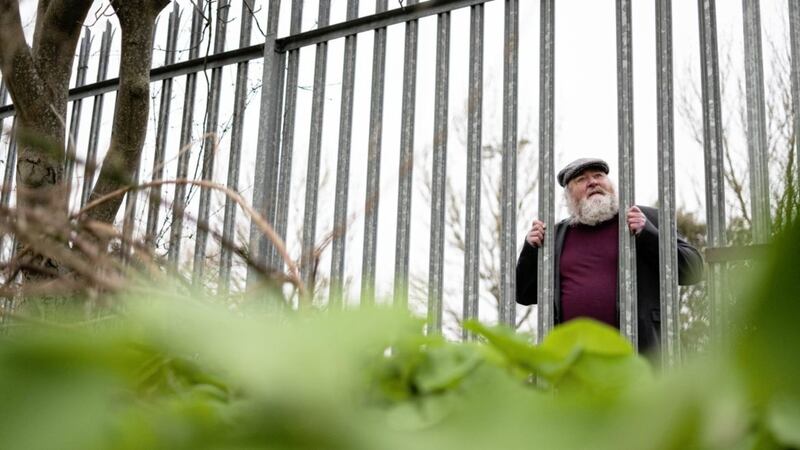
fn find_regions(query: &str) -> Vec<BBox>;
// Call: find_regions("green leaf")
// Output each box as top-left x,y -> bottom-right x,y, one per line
766,396 -> 800,447
540,318 -> 634,358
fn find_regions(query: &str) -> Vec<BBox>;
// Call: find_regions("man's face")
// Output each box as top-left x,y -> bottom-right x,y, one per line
567,169 -> 614,203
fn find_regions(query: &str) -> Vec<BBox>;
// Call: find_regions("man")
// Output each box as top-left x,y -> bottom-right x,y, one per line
516,158 -> 704,352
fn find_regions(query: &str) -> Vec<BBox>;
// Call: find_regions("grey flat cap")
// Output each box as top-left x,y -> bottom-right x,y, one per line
557,158 -> 610,187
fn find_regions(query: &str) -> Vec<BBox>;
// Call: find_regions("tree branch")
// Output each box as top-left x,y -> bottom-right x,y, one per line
0,0 -> 43,121
87,0 -> 169,224
31,0 -> 93,97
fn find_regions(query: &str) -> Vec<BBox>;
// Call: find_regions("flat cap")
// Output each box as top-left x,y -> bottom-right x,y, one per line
557,158 -> 610,187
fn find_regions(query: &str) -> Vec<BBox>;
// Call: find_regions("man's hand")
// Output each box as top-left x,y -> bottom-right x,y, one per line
526,220 -> 546,247
627,206 -> 647,235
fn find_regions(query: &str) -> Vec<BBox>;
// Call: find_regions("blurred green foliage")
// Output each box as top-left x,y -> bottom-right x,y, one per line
0,218 -> 798,450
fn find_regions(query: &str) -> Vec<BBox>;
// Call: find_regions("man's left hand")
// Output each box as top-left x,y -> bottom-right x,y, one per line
627,206 -> 646,235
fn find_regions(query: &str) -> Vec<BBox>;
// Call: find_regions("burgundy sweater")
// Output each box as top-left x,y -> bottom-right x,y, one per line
559,215 -> 619,328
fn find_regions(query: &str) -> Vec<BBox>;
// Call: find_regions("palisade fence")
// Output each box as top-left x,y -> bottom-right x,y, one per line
0,0 -> 798,364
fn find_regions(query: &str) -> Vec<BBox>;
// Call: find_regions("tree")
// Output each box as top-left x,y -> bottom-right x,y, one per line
0,0 -> 170,279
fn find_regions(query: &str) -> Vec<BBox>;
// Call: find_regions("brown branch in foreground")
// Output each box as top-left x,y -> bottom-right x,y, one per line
73,178 -> 306,298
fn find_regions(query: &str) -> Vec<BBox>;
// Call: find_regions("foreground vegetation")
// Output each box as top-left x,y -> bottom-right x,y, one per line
0,218 -> 798,450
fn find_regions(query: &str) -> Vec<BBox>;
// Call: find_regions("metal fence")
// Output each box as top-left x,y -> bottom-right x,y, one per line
0,0 -> 796,362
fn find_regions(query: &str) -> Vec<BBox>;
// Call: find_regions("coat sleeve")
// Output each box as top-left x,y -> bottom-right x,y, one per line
635,206 -> 705,286
516,241 -> 539,305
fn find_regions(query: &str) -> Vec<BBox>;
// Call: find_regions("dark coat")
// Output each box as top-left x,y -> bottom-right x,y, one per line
515,206 -> 704,353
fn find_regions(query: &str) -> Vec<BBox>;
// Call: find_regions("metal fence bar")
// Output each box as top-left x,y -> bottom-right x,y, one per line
1,119 -> 17,258
299,0 -> 332,298
360,0 -> 389,307
267,51 -> 287,269
792,0 -> 800,174
194,0 -> 232,283
65,31 -> 92,210
79,22 -> 113,209
698,0 -> 728,343
121,164 -> 140,262
616,0 -> 638,350
330,0 -> 361,307
247,0 -> 286,288
168,1 -> 205,267
0,79 -> 10,296
463,3 -> 483,340
145,3 -> 181,248
393,0 -> 419,308
220,0 -> 256,293
272,0 -> 305,275
537,0 -> 556,343
0,2 -> 496,123
0,82 -> 6,257
499,0 -> 518,328
742,0 -> 771,243
427,10 -> 450,333
277,0 -> 490,53
0,83 -> 6,203
656,0 -> 681,367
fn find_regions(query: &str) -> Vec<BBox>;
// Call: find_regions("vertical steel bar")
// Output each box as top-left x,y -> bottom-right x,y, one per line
79,22 -> 113,209
121,163 -> 140,262
299,0 -> 332,298
360,0 -> 389,307
656,0 -> 681,367
0,81 -> 9,206
1,119 -> 17,259
499,0 -> 518,328
393,0 -> 420,308
168,0 -> 205,267
0,83 -> 6,202
791,0 -> 800,175
742,0 -> 771,243
462,3 -> 483,340
0,81 -> 7,207
247,0 -> 286,286
427,10 -> 450,333
0,80 -> 9,288
220,0 -> 256,293
145,3 -> 181,249
698,0 -> 728,342
537,0 -> 556,344
193,0 -> 232,284
616,0 -> 638,350
330,0 -> 360,307
267,51 -> 287,270
0,84 -> 7,260
272,0 -> 305,276
65,30 -> 92,210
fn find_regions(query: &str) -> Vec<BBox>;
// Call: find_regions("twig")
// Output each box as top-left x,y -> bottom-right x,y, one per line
72,178 -> 306,297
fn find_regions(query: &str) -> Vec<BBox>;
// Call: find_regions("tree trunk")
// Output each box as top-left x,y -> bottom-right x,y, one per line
86,0 -> 170,224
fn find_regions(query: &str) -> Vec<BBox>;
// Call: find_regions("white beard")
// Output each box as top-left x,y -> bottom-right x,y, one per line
566,190 -> 619,226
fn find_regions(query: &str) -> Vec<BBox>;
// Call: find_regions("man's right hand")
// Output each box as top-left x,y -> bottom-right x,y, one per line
526,220 -> 546,247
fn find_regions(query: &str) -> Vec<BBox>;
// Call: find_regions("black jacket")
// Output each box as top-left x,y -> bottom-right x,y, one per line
515,206 -> 704,353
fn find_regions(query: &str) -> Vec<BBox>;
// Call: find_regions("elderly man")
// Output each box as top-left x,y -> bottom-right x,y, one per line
516,158 -> 704,352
